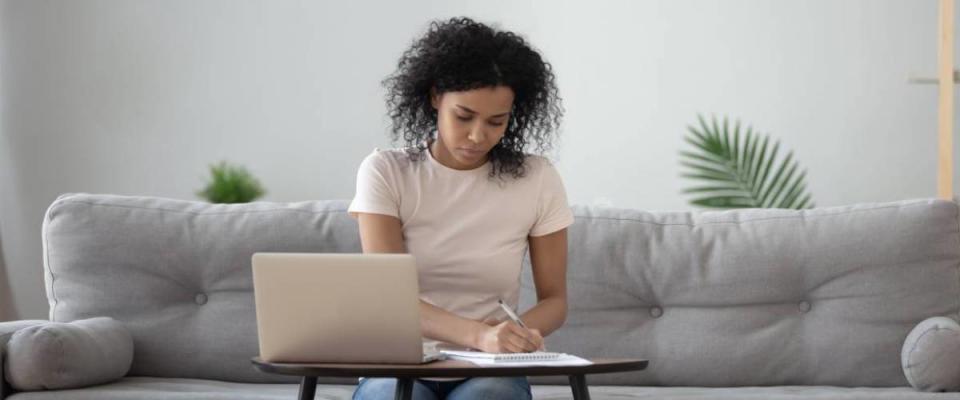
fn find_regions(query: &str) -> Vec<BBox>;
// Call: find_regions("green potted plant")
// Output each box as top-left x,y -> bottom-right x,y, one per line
679,114 -> 814,209
196,161 -> 266,203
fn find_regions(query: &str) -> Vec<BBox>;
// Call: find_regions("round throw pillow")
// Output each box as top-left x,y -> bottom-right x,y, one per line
4,317 -> 133,391
901,316 -> 960,392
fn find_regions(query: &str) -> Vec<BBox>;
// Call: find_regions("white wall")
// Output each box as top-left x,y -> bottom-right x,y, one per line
0,0 -> 946,320
0,8 -> 12,318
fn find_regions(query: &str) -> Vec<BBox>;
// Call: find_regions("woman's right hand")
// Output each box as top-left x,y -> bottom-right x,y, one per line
475,320 -> 544,353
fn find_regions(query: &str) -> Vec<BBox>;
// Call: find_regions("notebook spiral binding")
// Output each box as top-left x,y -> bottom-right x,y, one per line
492,352 -> 564,362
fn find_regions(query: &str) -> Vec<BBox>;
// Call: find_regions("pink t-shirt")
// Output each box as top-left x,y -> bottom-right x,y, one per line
347,144 -> 574,350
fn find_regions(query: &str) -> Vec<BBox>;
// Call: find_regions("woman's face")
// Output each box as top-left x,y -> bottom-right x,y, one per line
430,85 -> 514,170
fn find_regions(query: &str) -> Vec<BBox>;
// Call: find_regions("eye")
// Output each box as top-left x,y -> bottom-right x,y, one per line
456,115 -> 472,122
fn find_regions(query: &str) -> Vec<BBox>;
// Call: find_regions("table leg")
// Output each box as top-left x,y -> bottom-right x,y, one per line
569,374 -> 591,400
395,377 -> 414,400
298,376 -> 317,400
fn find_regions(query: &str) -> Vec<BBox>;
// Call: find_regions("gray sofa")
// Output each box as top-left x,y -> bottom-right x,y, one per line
2,192 -> 960,399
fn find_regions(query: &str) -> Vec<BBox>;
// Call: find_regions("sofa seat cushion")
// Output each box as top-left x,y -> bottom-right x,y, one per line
7,379 -> 960,400
5,377 -> 354,400
529,385 -> 960,399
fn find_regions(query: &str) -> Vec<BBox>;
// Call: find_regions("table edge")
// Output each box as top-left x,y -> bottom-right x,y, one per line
250,357 -> 649,378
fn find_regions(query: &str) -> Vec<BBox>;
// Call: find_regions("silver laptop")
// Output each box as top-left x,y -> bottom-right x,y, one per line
252,252 -> 444,364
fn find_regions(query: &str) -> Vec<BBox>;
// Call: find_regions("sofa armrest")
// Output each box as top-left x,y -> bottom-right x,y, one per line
0,320 -> 48,400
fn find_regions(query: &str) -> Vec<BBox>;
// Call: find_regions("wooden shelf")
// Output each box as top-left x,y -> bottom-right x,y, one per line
908,70 -> 960,84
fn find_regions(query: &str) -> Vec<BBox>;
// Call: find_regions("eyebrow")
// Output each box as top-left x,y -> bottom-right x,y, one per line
455,104 -> 510,118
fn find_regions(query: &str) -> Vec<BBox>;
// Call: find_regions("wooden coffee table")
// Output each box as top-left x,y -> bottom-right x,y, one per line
252,357 -> 647,400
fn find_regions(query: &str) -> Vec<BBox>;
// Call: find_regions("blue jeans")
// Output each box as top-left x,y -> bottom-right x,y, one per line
352,377 -> 532,400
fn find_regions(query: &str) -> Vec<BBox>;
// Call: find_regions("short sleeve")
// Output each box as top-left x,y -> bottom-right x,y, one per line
529,158 -> 575,237
348,149 -> 400,219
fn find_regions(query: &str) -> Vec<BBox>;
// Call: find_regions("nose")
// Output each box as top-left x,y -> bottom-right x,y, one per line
467,123 -> 487,144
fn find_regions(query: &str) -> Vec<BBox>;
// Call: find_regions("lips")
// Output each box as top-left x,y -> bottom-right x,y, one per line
459,148 -> 485,156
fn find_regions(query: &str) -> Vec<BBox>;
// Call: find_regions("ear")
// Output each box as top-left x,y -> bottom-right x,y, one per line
430,87 -> 440,110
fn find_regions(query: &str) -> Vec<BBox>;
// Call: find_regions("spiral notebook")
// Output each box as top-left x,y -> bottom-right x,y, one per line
440,350 -> 593,366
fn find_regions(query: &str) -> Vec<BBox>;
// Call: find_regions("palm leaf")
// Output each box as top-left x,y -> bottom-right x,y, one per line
679,114 -> 815,209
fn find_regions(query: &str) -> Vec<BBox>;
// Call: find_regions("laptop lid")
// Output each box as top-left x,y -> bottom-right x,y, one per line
252,252 -> 423,363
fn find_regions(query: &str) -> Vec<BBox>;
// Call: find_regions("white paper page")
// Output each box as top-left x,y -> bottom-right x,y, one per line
440,350 -> 593,366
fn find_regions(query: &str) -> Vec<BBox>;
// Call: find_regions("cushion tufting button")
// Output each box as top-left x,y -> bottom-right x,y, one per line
195,293 -> 208,305
650,306 -> 663,318
798,300 -> 811,313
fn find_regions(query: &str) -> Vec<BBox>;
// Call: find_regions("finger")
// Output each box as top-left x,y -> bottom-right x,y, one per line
504,340 -> 524,353
513,336 -> 536,353
495,333 -> 520,353
512,331 -> 539,352
505,331 -> 535,352
504,325 -> 531,350
530,333 -> 543,350
509,324 -> 539,348
502,324 -> 538,351
506,322 -> 532,341
504,333 -> 528,352
529,328 -> 542,340
497,326 -> 524,351
529,329 -> 544,349
530,336 -> 543,351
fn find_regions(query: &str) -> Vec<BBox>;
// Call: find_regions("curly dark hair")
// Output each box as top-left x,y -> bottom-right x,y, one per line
382,17 -> 563,179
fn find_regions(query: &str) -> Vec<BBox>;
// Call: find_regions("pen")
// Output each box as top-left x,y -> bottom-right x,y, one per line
498,299 -> 527,328
498,299 -> 547,351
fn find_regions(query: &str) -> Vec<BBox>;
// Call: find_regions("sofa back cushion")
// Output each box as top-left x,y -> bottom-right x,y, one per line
43,193 -> 960,386
42,193 -> 360,383
521,197 -> 960,386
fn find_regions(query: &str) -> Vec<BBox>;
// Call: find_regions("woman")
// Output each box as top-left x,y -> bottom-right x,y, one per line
349,17 -> 572,400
